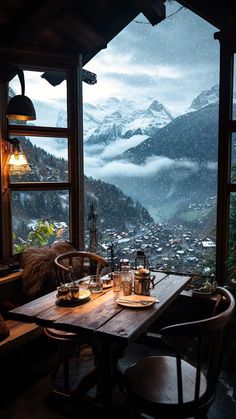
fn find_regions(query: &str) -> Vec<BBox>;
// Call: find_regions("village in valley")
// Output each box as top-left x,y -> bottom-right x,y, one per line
85,196 -> 217,277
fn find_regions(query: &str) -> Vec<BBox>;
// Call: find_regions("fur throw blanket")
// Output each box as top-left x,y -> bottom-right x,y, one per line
21,240 -> 75,300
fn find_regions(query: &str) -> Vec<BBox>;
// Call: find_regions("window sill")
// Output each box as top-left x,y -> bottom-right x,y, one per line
0,270 -> 23,286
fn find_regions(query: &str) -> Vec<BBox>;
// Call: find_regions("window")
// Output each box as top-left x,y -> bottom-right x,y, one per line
83,1 -> 219,276
226,53 -> 236,286
0,53 -> 83,258
8,70 -> 70,253
9,70 -> 68,128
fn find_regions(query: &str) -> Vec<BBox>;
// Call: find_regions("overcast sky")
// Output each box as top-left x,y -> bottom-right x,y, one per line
10,1 -> 219,122
83,1 -> 219,116
9,1 -> 220,159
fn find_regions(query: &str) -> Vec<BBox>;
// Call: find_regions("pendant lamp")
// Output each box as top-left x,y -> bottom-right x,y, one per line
6,70 -> 36,121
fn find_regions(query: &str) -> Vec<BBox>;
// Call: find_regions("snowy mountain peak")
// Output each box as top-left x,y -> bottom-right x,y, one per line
188,85 -> 219,112
84,96 -> 173,148
106,97 -> 121,105
148,100 -> 165,112
56,110 -> 67,128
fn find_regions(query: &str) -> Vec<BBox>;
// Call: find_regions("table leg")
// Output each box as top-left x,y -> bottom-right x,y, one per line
94,339 -> 114,407
95,339 -> 127,409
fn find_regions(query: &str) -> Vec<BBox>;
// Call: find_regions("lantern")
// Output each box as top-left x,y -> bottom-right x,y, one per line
135,250 -> 147,270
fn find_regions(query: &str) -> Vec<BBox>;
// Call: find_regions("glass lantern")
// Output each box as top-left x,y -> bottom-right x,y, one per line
135,250 -> 147,270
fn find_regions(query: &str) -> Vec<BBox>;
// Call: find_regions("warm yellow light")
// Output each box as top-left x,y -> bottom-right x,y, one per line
8,152 -> 29,166
7,138 -> 31,175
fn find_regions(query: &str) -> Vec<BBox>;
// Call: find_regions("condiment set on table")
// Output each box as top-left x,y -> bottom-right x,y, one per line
56,250 -> 156,307
111,251 -> 156,301
56,282 -> 91,306
56,265 -> 91,306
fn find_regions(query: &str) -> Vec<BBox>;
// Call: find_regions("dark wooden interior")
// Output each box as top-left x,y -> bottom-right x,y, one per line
0,1 -> 236,417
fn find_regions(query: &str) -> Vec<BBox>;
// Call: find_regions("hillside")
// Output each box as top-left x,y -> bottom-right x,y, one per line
13,138 -> 153,238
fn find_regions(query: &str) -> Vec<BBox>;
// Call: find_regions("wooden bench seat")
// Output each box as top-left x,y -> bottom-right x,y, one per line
0,319 -> 42,356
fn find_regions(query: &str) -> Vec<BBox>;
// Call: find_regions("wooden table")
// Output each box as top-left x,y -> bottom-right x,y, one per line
7,272 -> 190,408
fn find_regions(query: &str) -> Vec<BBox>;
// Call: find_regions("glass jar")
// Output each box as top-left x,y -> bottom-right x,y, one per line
112,271 -> 122,292
88,274 -> 103,293
122,271 -> 133,296
120,258 -> 131,271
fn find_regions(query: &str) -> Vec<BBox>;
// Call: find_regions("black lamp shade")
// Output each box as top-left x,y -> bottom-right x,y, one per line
6,94 -> 36,121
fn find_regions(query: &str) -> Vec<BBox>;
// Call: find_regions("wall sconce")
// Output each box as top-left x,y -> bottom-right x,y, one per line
6,138 -> 31,175
6,70 -> 36,121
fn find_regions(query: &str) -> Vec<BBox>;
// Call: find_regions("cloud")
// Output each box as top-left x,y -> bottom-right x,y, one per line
10,71 -> 67,104
30,138 -> 68,159
99,135 -> 148,159
83,2 -> 219,114
84,155 -> 201,179
88,48 -> 184,80
205,161 -> 217,170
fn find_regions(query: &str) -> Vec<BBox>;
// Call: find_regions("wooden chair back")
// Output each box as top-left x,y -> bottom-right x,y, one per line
160,287 -> 235,406
124,287 -> 235,418
54,251 -> 108,283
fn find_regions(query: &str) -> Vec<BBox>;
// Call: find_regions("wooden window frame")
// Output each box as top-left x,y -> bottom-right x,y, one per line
215,32 -> 236,285
0,49 -> 84,259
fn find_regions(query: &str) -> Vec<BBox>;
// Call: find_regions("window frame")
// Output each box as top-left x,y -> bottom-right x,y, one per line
0,49 -> 84,258
215,32 -> 236,284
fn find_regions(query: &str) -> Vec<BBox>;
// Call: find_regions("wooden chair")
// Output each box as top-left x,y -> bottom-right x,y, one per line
44,251 -> 108,394
120,287 -> 235,419
54,250 -> 109,283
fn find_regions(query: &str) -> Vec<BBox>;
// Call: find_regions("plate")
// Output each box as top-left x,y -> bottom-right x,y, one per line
55,289 -> 91,307
116,295 -> 156,308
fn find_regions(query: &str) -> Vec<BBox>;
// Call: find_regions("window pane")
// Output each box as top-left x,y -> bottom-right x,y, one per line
233,54 -> 236,119
8,70 -> 67,127
9,136 -> 68,182
231,133 -> 236,183
228,193 -> 236,286
12,190 -> 69,253
83,1 -> 218,277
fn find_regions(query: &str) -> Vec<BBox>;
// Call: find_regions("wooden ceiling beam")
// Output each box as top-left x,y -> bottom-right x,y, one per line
8,0 -> 71,47
53,12 -> 107,51
130,0 -> 166,26
176,0 -> 236,30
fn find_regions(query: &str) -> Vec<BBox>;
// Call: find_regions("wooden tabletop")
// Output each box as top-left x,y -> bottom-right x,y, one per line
7,272 -> 191,345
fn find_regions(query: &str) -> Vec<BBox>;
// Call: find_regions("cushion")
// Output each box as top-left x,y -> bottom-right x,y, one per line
21,247 -> 58,299
50,240 -> 75,254
21,241 -> 76,299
